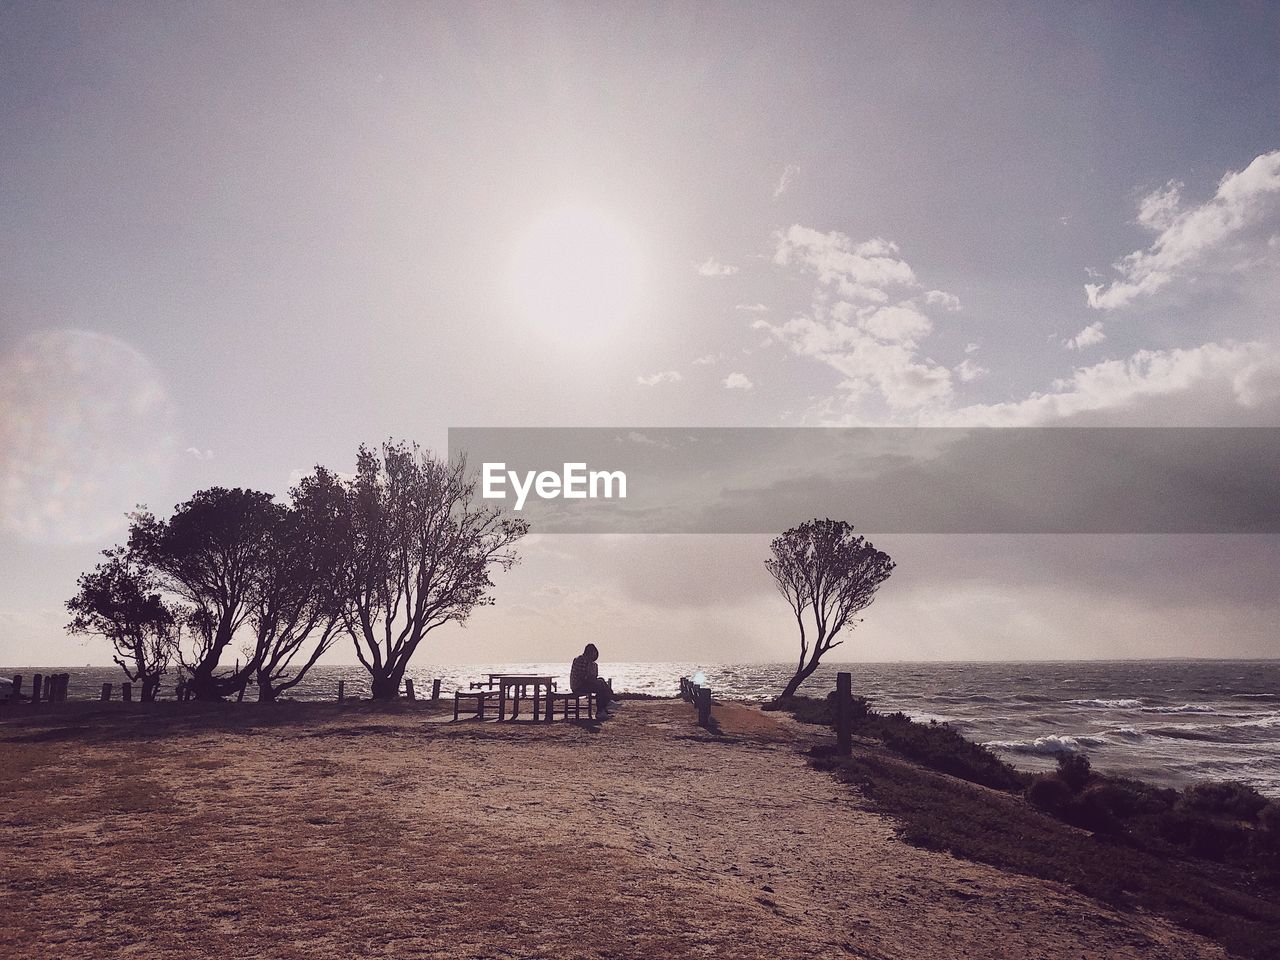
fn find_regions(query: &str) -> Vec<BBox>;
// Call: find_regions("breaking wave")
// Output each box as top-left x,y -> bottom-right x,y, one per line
984,734 -> 1108,755
1065,698 -> 1144,709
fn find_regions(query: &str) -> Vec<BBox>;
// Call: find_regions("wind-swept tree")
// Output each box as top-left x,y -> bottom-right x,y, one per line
767,518 -> 895,699
248,468 -> 348,701
66,547 -> 180,701
128,487 -> 280,701
341,441 -> 528,699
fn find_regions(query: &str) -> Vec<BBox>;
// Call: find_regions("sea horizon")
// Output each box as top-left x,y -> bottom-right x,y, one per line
12,658 -> 1280,796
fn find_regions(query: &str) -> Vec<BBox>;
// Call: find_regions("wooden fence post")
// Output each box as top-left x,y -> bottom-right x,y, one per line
337,679 -> 345,702
836,671 -> 853,756
122,682 -> 132,703
405,679 -> 416,701
100,683 -> 112,701
431,678 -> 441,702
11,674 -> 21,701
30,673 -> 43,706
697,686 -> 712,727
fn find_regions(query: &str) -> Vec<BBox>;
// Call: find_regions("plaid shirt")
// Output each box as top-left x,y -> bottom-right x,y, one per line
570,654 -> 597,693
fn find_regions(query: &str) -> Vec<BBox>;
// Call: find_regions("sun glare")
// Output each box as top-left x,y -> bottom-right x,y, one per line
509,206 -> 642,337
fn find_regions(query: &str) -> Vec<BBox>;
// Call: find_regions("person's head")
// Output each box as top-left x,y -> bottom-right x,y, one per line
583,643 -> 599,662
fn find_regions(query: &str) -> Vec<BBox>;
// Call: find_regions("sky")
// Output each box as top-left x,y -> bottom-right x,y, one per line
1,1 -> 1278,667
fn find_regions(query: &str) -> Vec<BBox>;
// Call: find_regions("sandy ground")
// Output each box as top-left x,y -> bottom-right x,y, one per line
0,698 -> 1224,960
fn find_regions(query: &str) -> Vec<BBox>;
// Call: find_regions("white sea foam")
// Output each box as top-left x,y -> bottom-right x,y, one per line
1065,698 -> 1143,709
1141,703 -> 1214,714
1107,727 -> 1146,741
984,734 -> 1108,755
906,711 -> 955,724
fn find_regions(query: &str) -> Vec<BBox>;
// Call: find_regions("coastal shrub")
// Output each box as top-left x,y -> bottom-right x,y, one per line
1159,811 -> 1252,861
1086,777 -> 1177,818
867,712 -> 1026,791
769,696 -> 1025,791
844,694 -> 871,719
815,751 -> 1280,960
1180,781 -> 1269,822
1260,801 -> 1280,833
1026,775 -> 1072,813
1055,752 -> 1092,793
1030,775 -> 1176,834
1059,784 -> 1125,836
761,695 -> 831,724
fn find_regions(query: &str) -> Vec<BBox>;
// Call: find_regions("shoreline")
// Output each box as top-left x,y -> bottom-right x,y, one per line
8,659 -> 1279,797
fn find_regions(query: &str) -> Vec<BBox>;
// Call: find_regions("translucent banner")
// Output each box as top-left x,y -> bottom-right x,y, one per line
447,427 -> 1280,534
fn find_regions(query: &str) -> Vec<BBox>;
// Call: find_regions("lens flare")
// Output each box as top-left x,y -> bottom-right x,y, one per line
0,330 -> 177,545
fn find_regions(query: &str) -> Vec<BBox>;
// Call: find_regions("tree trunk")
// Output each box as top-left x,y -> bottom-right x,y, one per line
189,662 -> 221,701
256,675 -> 276,702
369,668 -> 403,700
780,658 -> 821,699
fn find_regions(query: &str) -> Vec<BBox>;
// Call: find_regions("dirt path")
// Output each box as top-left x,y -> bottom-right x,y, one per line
0,699 -> 1223,959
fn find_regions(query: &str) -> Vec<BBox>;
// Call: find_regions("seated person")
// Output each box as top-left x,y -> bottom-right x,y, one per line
570,643 -> 616,718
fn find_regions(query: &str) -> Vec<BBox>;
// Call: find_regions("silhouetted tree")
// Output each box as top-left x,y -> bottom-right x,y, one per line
341,441 -> 527,699
128,487 -> 279,701
767,518 -> 894,699
66,547 -> 180,701
248,468 -> 348,701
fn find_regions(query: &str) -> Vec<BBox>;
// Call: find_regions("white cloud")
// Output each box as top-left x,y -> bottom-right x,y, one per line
773,225 -> 915,302
691,354 -> 719,366
773,162 -> 800,198
759,226 -> 963,412
856,303 -> 933,344
1087,150 -> 1280,310
1137,179 -> 1183,231
1065,321 -> 1107,351
925,289 -> 962,311
954,358 -> 987,382
722,372 -> 754,390
636,370 -> 683,386
761,210 -> 1280,429
185,447 -> 214,460
696,257 -> 739,277
936,341 -> 1280,426
734,303 -> 768,312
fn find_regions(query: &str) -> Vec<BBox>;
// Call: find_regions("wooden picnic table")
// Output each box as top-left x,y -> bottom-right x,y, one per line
497,675 -> 556,722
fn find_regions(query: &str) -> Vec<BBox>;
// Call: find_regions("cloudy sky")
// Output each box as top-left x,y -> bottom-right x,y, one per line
2,2 -> 1278,666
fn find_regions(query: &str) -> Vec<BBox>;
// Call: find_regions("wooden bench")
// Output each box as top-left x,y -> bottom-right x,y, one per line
453,689 -> 499,720
545,690 -> 597,721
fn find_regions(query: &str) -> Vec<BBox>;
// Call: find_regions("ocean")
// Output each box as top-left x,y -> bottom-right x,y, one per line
6,659 -> 1280,796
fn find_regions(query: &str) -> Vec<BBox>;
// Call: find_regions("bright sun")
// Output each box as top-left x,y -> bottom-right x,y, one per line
509,206 -> 642,337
